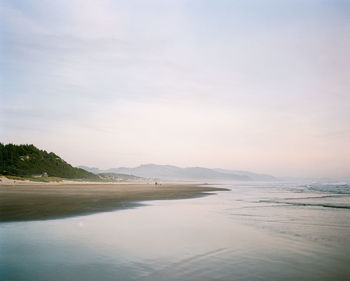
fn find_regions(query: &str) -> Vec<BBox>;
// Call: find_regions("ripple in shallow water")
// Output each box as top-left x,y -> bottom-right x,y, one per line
1,183 -> 350,281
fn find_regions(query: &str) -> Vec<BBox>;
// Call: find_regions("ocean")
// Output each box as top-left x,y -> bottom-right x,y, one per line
1,181 -> 349,281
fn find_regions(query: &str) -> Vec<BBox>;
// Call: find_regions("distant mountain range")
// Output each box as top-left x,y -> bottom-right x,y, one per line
79,164 -> 276,181
1,143 -> 275,182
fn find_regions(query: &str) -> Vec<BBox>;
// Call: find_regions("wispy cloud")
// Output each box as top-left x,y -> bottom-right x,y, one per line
1,0 -> 349,177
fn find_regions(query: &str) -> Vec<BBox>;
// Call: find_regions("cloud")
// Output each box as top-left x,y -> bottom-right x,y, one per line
1,0 -> 349,177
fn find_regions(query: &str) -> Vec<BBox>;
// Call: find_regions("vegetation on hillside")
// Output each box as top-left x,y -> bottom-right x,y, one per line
0,143 -> 99,180
98,173 -> 144,181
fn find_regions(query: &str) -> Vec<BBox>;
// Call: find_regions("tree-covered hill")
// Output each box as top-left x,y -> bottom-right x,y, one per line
0,143 -> 99,180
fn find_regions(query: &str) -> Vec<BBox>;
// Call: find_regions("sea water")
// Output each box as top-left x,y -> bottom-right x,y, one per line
1,182 -> 349,281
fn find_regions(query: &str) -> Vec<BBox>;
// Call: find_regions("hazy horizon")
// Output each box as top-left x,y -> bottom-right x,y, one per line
1,0 -> 349,179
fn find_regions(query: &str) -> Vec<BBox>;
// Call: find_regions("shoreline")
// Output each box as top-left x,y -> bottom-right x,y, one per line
0,176 -> 210,186
0,183 -> 228,222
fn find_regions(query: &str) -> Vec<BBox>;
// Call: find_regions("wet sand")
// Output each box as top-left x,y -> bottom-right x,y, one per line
0,183 -> 227,222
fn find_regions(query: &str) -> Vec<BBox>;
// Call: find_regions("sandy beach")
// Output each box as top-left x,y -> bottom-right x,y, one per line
0,183 -> 227,222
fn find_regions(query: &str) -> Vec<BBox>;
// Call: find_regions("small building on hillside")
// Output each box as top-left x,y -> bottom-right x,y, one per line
32,172 -> 48,178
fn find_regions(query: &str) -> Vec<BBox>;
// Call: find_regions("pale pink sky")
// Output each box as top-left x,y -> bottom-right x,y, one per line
1,0 -> 349,178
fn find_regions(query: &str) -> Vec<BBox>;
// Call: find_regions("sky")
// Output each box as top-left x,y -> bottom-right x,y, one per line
1,0 -> 349,178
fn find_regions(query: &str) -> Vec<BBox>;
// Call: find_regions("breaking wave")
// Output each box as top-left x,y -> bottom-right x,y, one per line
306,183 -> 350,194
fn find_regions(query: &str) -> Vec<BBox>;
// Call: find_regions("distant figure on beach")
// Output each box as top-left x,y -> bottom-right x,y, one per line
155,181 -> 158,186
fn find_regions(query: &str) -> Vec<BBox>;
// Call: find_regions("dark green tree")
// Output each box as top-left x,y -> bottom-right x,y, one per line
0,143 -> 99,180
